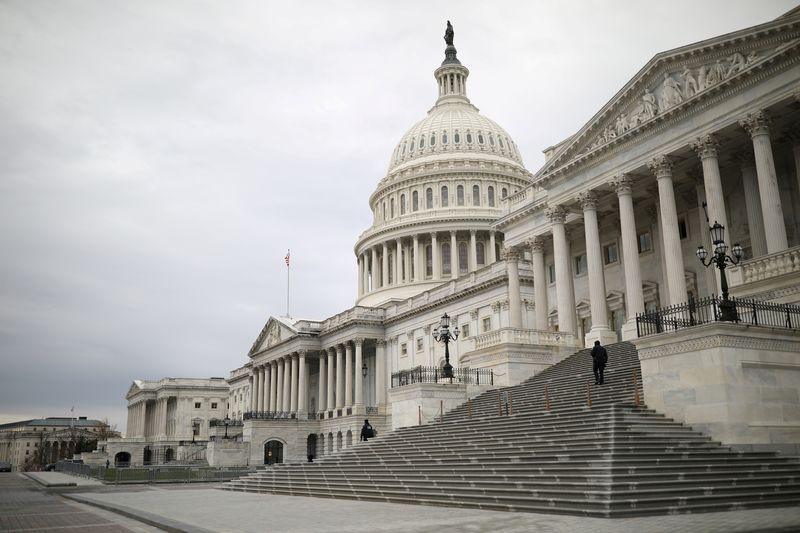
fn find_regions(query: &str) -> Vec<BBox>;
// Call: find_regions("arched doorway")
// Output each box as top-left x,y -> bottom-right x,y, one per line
114,452 -> 131,467
327,433 -> 333,455
336,431 -> 342,451
346,430 -> 353,448
143,446 -> 152,465
165,448 -> 175,462
306,434 -> 317,461
264,440 -> 283,465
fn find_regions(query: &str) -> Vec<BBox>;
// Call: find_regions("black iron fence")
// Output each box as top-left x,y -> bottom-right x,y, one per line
636,295 -> 800,337
391,366 -> 493,388
209,418 -> 244,427
55,461 -> 251,484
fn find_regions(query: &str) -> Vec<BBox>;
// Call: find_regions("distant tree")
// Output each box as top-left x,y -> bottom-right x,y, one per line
23,431 -> 48,471
95,417 -> 119,440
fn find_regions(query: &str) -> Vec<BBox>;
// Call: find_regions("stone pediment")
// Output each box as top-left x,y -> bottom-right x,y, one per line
125,381 -> 143,400
538,15 -> 800,180
248,316 -> 297,356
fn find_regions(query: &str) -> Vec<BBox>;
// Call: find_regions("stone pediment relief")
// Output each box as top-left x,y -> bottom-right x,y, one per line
125,382 -> 142,399
248,317 -> 295,356
539,19 -> 800,178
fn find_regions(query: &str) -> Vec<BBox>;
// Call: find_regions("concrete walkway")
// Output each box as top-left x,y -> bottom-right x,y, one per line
25,471 -> 103,487
66,487 -> 800,533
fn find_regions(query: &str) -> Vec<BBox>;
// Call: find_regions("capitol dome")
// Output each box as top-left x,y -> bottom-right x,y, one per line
354,25 -> 533,307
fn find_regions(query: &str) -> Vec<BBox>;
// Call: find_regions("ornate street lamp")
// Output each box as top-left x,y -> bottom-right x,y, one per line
696,221 -> 742,322
361,361 -> 368,378
223,416 -> 230,439
432,313 -> 460,378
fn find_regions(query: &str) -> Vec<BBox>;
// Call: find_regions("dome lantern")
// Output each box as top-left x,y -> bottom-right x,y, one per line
435,20 -> 470,105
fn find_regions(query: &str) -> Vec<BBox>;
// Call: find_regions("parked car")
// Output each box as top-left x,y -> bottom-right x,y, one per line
44,463 -> 56,471
0,462 -> 12,472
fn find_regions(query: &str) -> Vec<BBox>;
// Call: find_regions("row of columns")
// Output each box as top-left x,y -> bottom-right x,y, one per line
503,109 -> 792,345
127,398 -> 173,438
358,230 -> 500,295
249,340 -> 387,414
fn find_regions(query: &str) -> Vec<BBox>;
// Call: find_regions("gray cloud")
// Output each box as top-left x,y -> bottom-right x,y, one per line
0,0 -> 795,430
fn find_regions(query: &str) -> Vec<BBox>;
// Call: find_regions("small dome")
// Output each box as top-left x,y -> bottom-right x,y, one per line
388,103 -> 524,172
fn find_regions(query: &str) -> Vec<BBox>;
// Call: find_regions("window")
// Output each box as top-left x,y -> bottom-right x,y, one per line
458,242 -> 468,274
400,194 -> 406,215
482,317 -> 492,332
410,138 -> 415,151
26,442 -> 30,447
454,131 -> 461,144
604,243 -> 619,265
501,187 -> 508,199
466,132 -> 473,144
383,201 -> 387,220
401,142 -> 406,156
478,133 -> 485,145
426,188 -> 433,209
440,186 -> 448,207
488,186 -> 495,207
194,402 -> 201,409
498,137 -> 505,149
574,254 -> 588,275
416,338 -> 423,352
400,343 -> 408,356
461,323 -> 470,337
472,185 -> 480,206
476,242 -> 485,266
211,402 -> 218,409
420,136 -> 425,148
192,421 -> 201,436
442,243 -> 451,275
412,191 -> 419,211
457,185 -> 464,206
489,133 -> 495,146
678,217 -> 688,240
388,253 -> 394,283
430,133 -> 436,146
548,263 -> 556,283
425,245 -> 433,277
638,231 -> 652,253
390,198 -> 395,218
442,131 -> 448,145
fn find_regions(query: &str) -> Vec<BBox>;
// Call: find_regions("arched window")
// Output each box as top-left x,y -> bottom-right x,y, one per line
457,185 -> 464,206
410,138 -> 415,151
400,193 -> 406,214
458,242 -> 468,274
426,188 -> 433,209
476,242 -> 485,266
488,186 -> 495,207
425,245 -> 433,277
466,131 -> 473,144
390,198 -> 395,217
472,185 -> 480,206
412,191 -> 419,212
478,133 -> 485,145
501,187 -> 508,199
442,243 -> 451,275
440,186 -> 449,207
430,133 -> 436,146
420,136 -> 425,149
489,133 -> 495,146
442,131 -> 448,145
383,201 -> 387,220
388,253 -> 393,284
454,131 -> 461,144
401,142 -> 406,156
498,137 -> 505,149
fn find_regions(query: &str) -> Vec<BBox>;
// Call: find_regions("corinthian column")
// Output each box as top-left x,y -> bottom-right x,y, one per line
275,359 -> 284,412
297,351 -> 307,414
610,174 -> 645,340
254,367 -> 262,411
489,231 -> 497,263
505,247 -> 523,328
282,355 -> 291,412
736,153 -> 767,257
335,345 -> 344,409
739,111 -> 788,253
530,236 -> 549,330
546,205 -> 576,336
431,232 -> 440,280
375,339 -> 386,407
381,243 -> 389,288
357,255 -> 363,297
469,230 -> 477,271
354,338 -> 364,408
290,353 -> 299,413
412,234 -> 420,282
577,190 -> 615,347
318,352 -> 327,413
362,253 -> 370,294
345,342 -> 354,408
370,247 -> 378,291
270,361 -> 278,411
396,239 -> 402,284
648,155 -> 688,306
327,348 -> 335,411
450,231 -> 458,279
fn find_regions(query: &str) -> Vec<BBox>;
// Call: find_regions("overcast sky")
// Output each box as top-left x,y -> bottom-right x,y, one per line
1,1 -> 796,432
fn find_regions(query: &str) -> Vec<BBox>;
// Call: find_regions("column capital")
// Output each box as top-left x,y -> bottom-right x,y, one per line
739,110 -> 771,137
690,134 -> 719,159
503,245 -> 521,260
297,349 -> 307,357
545,204 -> 567,224
449,229 -> 457,237
469,229 -> 477,236
353,337 -> 365,347
429,231 -> 438,240
375,338 -> 386,347
608,173 -> 634,195
576,190 -> 599,211
648,155 -> 673,178
327,347 -> 336,356
528,235 -> 546,253
469,310 -> 479,319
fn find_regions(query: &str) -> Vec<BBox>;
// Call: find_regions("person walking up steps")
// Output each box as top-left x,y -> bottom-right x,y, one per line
591,340 -> 608,385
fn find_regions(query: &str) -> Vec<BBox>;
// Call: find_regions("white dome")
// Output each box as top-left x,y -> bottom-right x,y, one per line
388,101 -> 524,172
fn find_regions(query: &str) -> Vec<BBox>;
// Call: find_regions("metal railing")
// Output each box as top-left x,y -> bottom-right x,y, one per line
209,418 -> 244,427
55,461 -> 251,484
391,366 -> 493,388
636,295 -> 800,337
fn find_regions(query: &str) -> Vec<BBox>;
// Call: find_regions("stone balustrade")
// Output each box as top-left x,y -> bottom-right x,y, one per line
473,327 -> 578,350
728,245 -> 800,286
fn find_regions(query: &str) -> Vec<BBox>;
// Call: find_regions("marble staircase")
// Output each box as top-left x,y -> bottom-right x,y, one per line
222,342 -> 800,517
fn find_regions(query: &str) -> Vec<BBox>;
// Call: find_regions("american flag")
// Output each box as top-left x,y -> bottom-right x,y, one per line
284,249 -> 290,267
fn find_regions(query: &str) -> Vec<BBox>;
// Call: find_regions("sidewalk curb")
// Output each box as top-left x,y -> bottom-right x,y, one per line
22,472 -> 76,487
62,493 -> 216,533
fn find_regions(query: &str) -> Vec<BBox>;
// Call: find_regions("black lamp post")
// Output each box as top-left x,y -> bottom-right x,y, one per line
361,361 -> 368,378
432,312 -> 459,378
696,221 -> 742,322
223,416 -> 230,439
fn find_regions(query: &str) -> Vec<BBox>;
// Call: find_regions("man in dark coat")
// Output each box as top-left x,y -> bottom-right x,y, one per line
360,419 -> 374,442
591,340 -> 608,385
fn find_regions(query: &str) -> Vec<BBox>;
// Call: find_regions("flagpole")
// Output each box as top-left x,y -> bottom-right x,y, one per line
286,249 -> 291,318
